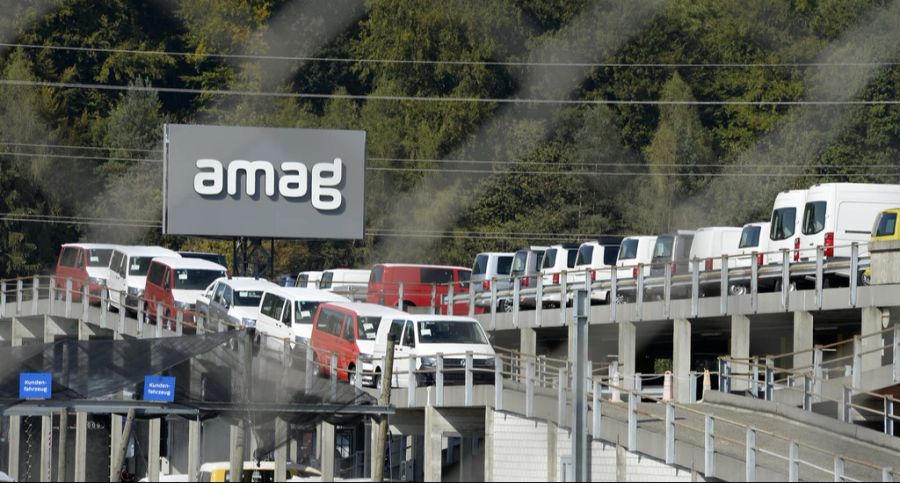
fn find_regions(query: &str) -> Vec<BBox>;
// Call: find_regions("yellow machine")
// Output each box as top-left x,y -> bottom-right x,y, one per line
198,461 -> 321,482
864,208 -> 900,283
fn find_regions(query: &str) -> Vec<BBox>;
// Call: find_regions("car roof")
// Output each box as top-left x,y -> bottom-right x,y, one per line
404,314 -> 480,323
694,226 -> 742,233
323,268 -> 370,274
548,243 -> 581,249
323,302 -> 408,317
62,243 -> 121,250
475,252 -> 515,257
374,263 -> 470,270
150,257 -> 227,270
267,287 -> 351,302
216,277 -> 278,290
113,246 -> 180,257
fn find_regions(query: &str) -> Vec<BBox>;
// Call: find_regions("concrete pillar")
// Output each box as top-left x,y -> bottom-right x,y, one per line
484,409 -> 494,483
369,420 -> 379,478
616,444 -> 627,481
148,419 -> 161,482
793,311 -> 814,370
547,422 -> 558,482
109,416 -> 122,482
74,412 -> 87,482
321,422 -> 335,482
731,315 -> 751,392
275,419 -> 287,482
7,416 -> 19,481
521,327 -> 536,356
188,418 -> 201,482
423,407 -> 442,482
861,307 -> 886,373
461,437 -> 475,481
673,319 -> 692,403
618,321 -> 636,390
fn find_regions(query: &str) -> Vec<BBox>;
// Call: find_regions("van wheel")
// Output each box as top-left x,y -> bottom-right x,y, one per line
498,299 -> 513,313
374,370 -> 382,390
348,365 -> 357,386
729,284 -> 747,296
774,279 -> 797,293
402,302 -> 414,312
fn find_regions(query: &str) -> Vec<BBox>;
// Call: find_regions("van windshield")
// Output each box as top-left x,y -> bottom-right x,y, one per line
128,257 -> 155,276
297,274 -> 310,288
875,213 -> 897,237
173,269 -> 226,290
234,290 -> 263,307
770,208 -> 796,241
618,239 -> 639,261
358,316 -> 381,340
295,301 -> 322,325
320,272 -> 333,289
472,255 -> 488,275
416,320 -> 487,345
653,237 -> 674,259
802,201 -> 827,235
739,226 -> 761,249
576,246 -> 594,266
87,249 -> 112,267
511,251 -> 529,273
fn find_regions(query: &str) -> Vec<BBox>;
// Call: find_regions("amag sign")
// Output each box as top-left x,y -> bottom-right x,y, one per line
164,124 -> 365,239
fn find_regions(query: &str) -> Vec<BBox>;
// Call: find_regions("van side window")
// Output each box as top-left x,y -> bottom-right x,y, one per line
342,316 -> 355,342
113,252 -> 126,277
388,320 -> 405,344
59,247 -> 78,267
281,302 -> 292,326
222,286 -> 234,307
421,268 -> 453,284
214,283 -> 227,304
260,294 -> 284,320
402,322 -> 416,348
317,309 -> 343,336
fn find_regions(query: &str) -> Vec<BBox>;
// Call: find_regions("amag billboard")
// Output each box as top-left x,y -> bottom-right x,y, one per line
163,124 -> 366,239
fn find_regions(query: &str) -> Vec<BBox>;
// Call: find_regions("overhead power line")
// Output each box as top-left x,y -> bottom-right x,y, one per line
2,41 -> 899,69
0,78 -> 898,106
0,151 -> 162,163
0,141 -> 161,153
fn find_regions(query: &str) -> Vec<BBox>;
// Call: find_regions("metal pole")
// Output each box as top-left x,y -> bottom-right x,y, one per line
751,252 -> 759,313
781,249 -> 790,311
746,427 -> 757,482
573,289 -> 588,482
789,441 -> 800,482
691,258 -> 700,317
610,266 -> 618,323
372,339 -> 395,482
850,242 -> 859,308
705,416 -> 715,479
110,409 -> 135,483
721,255 -> 729,315
816,247 -> 824,310
57,410 -> 68,481
664,263 -> 672,320
465,351 -> 474,407
436,353 -> 444,406
665,403 -> 675,465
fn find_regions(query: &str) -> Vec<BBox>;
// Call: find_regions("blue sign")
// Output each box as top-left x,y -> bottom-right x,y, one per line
19,373 -> 52,400
143,376 -> 176,403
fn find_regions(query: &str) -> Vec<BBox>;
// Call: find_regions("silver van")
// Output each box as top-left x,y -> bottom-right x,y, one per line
510,246 -> 547,309
471,252 -> 514,308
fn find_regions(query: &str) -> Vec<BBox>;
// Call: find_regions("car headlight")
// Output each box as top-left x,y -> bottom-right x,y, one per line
242,318 -> 257,328
89,277 -> 105,285
127,287 -> 143,296
420,356 -> 436,367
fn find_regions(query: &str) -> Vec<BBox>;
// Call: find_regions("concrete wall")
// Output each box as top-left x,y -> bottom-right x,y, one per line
488,411 -> 698,482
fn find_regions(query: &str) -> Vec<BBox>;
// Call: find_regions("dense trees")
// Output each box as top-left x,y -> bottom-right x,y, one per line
0,0 -> 898,277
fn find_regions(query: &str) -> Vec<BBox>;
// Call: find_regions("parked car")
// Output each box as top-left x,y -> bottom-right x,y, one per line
567,238 -> 622,304
538,244 -> 580,308
470,252 -> 514,309
689,227 -> 742,296
107,246 -> 180,314
799,183 -> 900,262
648,231 -> 696,299
372,314 -> 496,388
766,189 -> 808,265
197,277 -> 278,330
310,302 -> 407,385
54,243 -> 119,304
615,236 -> 657,281
256,287 -> 351,344
295,271 -> 323,289
510,246 -> 547,310
726,222 -> 771,295
178,251 -> 228,270
143,257 -> 227,329
367,264 -> 472,314
320,269 -> 371,300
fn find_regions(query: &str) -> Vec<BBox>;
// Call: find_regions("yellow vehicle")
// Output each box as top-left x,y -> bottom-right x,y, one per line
863,208 -> 900,283
198,461 -> 321,482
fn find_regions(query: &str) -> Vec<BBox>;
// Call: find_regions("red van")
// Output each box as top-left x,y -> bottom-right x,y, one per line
310,302 -> 407,386
143,257 -> 226,330
54,243 -> 118,304
366,264 -> 475,314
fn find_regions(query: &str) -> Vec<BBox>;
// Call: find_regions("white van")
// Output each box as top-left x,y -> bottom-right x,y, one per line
320,269 -> 371,300
471,252 -> 514,307
615,236 -> 657,280
799,183 -> 900,260
373,314 -> 496,388
733,222 -> 770,268
540,244 -> 580,307
690,227 -> 743,272
107,246 -> 179,313
197,277 -> 279,330
256,287 -> 350,344
568,240 -> 621,304
295,271 -> 323,289
766,189 -> 808,265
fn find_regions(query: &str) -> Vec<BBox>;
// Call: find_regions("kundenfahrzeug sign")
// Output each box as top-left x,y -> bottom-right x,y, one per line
20,372 -> 52,400
143,376 -> 176,403
163,124 -> 366,239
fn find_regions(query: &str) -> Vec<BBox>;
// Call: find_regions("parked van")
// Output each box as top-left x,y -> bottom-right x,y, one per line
689,227 -> 742,296
256,287 -> 350,344
615,236 -> 657,280
539,244 -> 580,307
178,251 -> 228,269
799,183 -> 900,261
54,243 -> 119,304
510,246 -> 547,309
107,246 -> 180,313
649,230 -> 696,279
734,222 -> 770,268
470,252 -> 514,308
372,315 -> 496,388
367,264 -> 472,314
143,258 -> 227,329
320,269 -> 371,300
568,239 -> 622,304
296,271 -> 323,289
310,302 -> 407,385
766,189 -> 808,265
197,277 -> 278,330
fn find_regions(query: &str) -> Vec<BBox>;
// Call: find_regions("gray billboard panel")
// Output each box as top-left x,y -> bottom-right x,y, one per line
164,124 -> 366,239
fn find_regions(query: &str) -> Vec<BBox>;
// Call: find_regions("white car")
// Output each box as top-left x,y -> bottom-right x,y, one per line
106,246 -> 179,313
373,314 -> 496,388
197,277 -> 279,330
256,287 -> 351,344
539,244 -> 580,307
